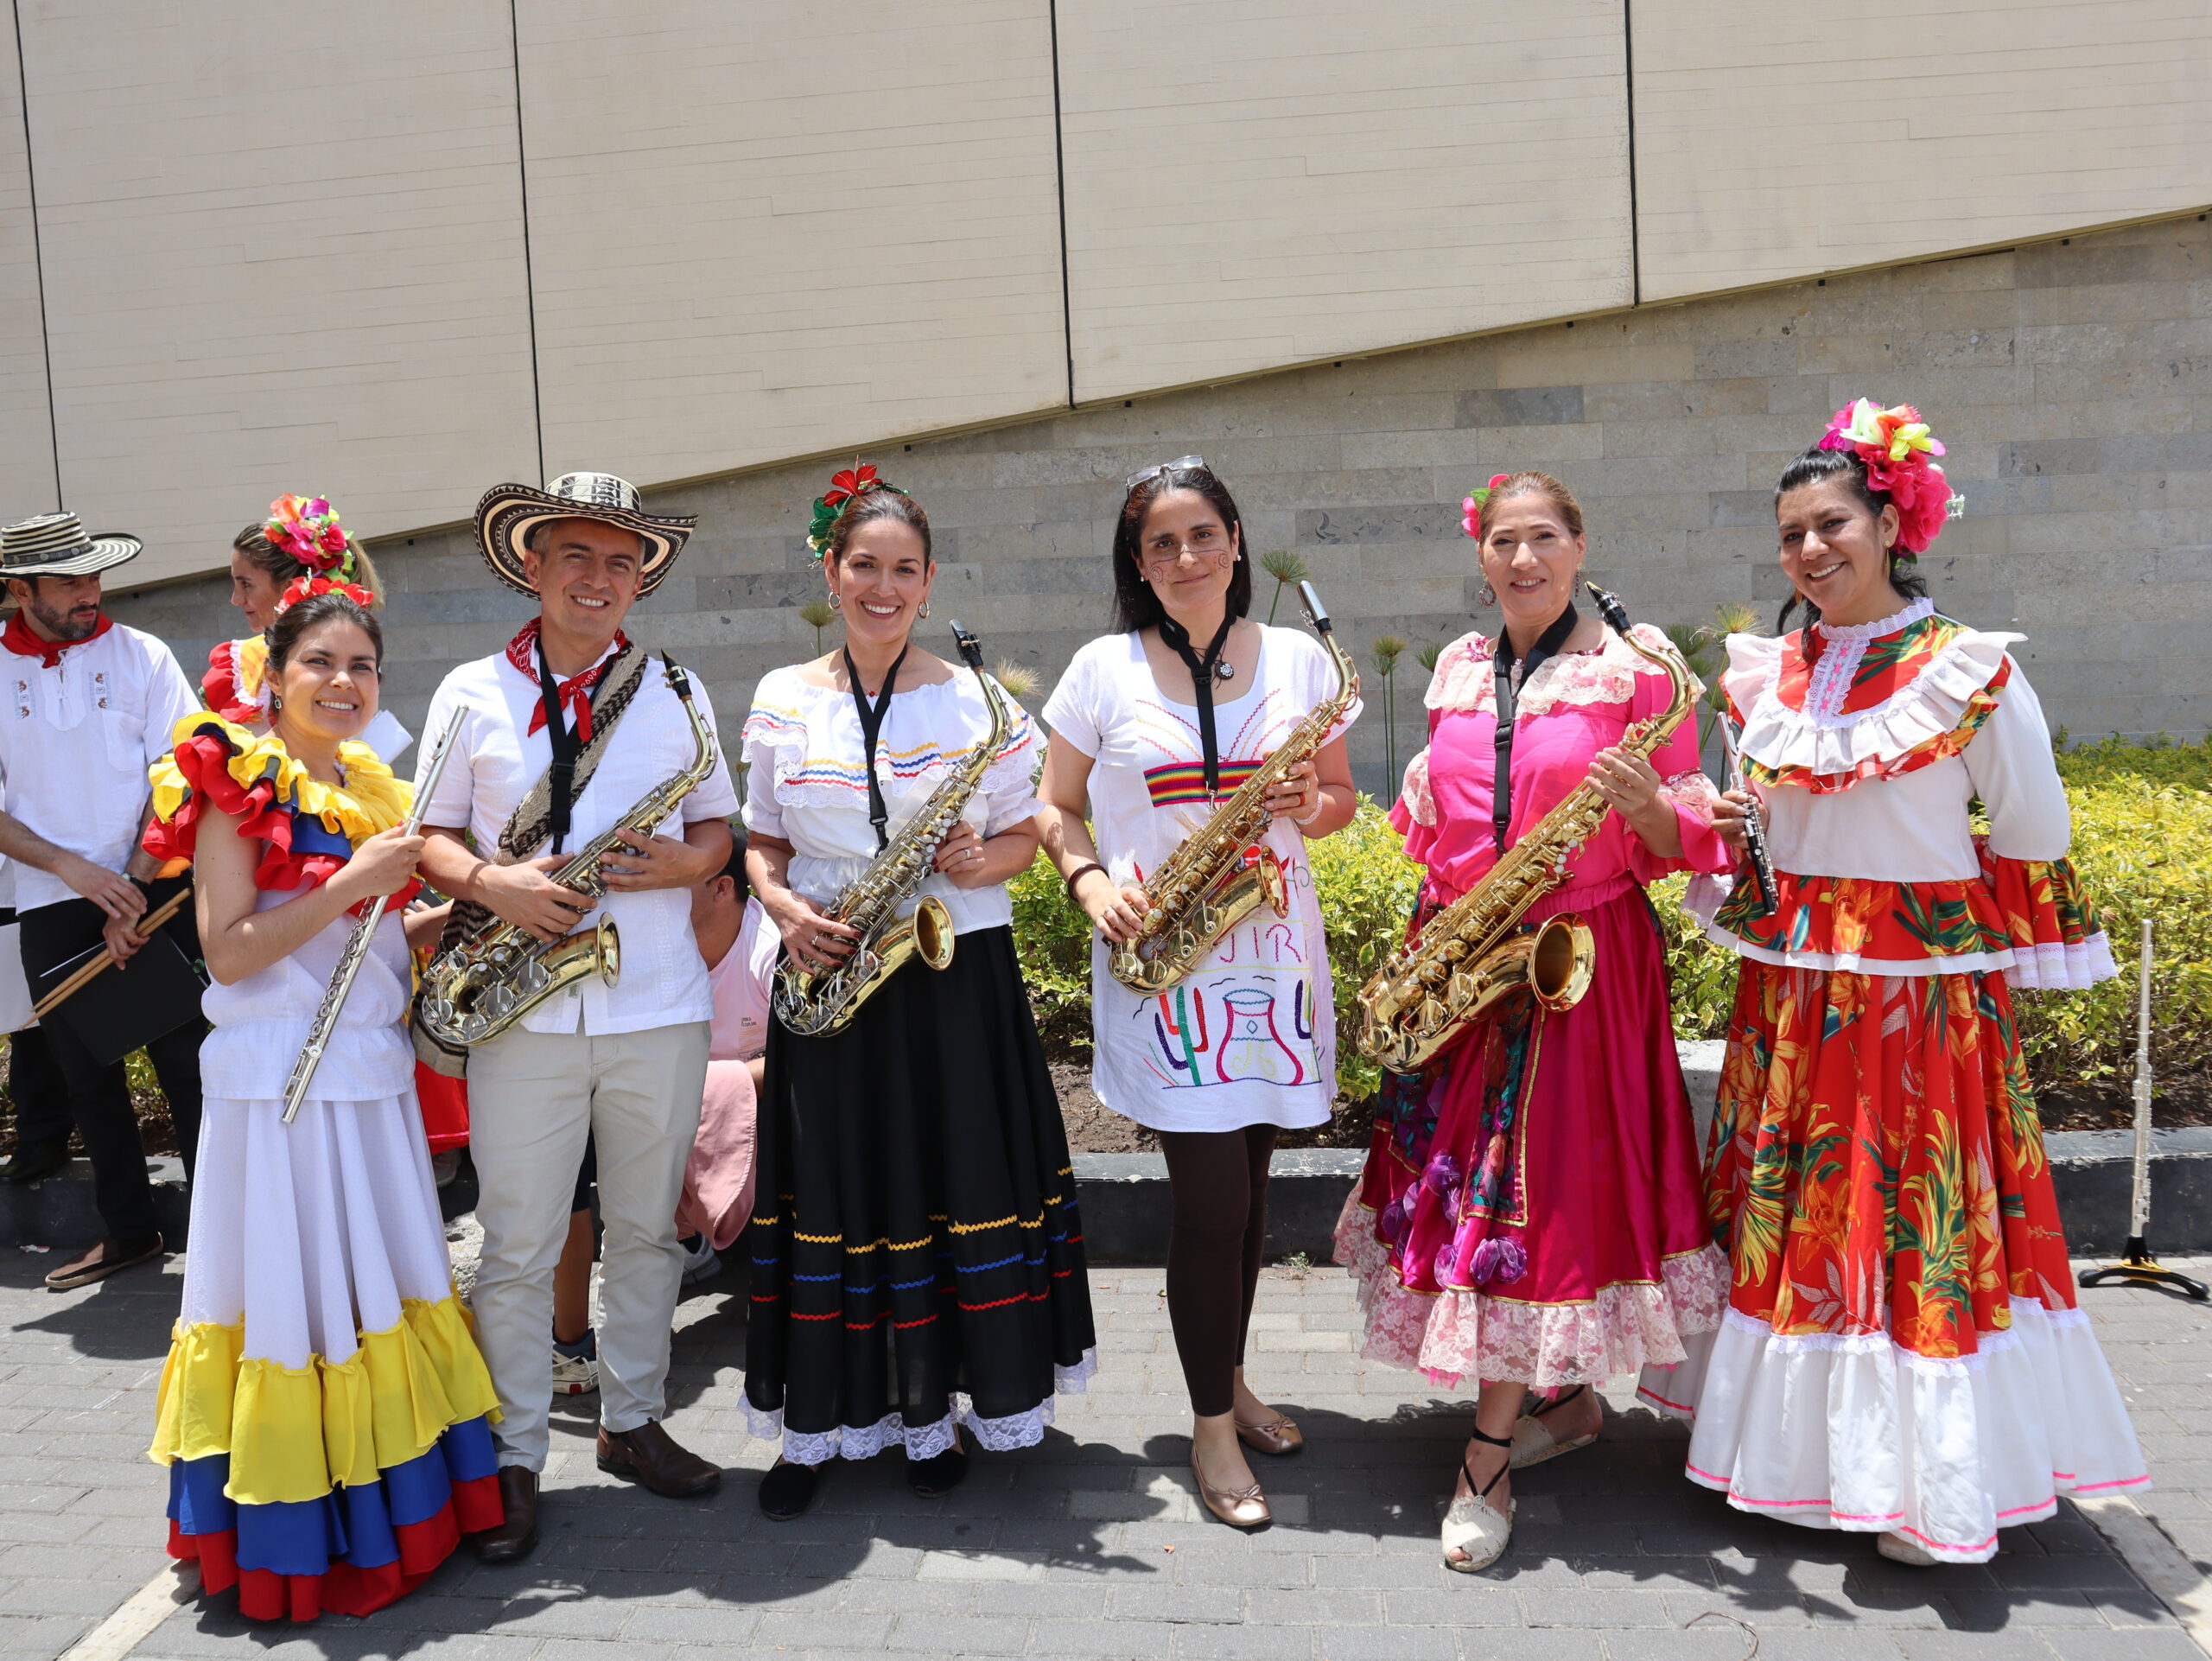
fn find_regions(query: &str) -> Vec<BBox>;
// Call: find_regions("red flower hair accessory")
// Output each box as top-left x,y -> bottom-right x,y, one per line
276,573 -> 375,614
1461,474 -> 1511,539
1816,399 -> 1961,555
264,494 -> 354,575
805,461 -> 906,562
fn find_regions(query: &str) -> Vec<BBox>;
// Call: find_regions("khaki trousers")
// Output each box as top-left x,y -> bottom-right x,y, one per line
467,1020 -> 711,1471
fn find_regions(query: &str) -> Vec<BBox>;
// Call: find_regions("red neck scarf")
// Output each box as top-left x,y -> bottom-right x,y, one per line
2,610 -> 111,668
505,620 -> 628,742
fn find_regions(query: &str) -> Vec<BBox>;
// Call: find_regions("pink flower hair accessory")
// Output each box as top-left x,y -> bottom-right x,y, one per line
264,493 -> 354,575
1816,399 -> 1961,555
1460,473 -> 1511,539
276,573 -> 375,614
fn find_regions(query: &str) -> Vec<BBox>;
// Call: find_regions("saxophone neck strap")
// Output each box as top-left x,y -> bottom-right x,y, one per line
1157,610 -> 1236,797
1491,604 -> 1580,856
844,642 -> 912,851
497,639 -> 651,864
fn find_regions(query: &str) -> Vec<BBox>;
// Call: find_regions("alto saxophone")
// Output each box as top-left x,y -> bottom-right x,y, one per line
1109,582 -> 1359,994
772,620 -> 1011,1038
416,656 -> 719,1048
1354,583 -> 1692,1073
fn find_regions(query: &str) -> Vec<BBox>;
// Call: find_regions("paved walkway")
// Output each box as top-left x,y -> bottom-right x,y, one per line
0,1239 -> 2202,1661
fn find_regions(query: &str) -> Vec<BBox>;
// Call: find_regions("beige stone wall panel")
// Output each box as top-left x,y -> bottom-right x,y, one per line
0,4 -> 54,520
20,2 -> 540,586
515,0 -> 1067,485
1058,0 -> 1634,402
1636,0 -> 2212,302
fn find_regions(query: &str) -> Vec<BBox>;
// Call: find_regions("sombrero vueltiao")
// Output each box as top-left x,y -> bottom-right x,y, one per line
0,512 -> 143,580
474,472 -> 696,598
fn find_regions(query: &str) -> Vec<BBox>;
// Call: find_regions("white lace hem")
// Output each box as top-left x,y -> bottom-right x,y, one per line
1728,626 -> 2019,782
2005,932 -> 2118,990
1333,1192 -> 1729,1389
1634,1301 -> 2147,1563
743,1347 -> 1097,1466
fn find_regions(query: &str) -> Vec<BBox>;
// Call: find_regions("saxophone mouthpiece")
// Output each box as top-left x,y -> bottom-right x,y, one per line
949,620 -> 985,671
1584,582 -> 1632,637
1299,582 -> 1332,633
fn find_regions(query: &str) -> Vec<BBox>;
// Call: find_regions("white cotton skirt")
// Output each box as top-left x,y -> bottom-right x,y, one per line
1637,1302 -> 2149,1562
176,1091 -> 459,1366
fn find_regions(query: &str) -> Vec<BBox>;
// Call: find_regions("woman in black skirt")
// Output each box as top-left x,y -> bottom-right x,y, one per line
739,466 -> 1095,1518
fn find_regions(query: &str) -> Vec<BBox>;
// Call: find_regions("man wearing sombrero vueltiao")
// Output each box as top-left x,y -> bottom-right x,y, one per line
0,512 -> 207,1292
413,473 -> 741,1563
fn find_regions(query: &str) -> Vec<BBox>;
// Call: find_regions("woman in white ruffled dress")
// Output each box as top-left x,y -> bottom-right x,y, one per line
1639,400 -> 2146,1565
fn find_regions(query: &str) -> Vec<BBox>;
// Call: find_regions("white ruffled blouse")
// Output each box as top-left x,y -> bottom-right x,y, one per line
739,665 -> 1040,937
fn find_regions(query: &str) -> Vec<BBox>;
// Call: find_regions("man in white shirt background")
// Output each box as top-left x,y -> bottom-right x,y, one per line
416,473 -> 736,1566
0,513 -> 207,1290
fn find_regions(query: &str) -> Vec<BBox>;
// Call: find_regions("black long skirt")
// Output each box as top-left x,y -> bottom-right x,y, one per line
743,925 -> 1096,1464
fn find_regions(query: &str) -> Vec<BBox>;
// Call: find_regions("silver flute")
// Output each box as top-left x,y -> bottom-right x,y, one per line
282,706 -> 467,1123
1717,709 -> 1778,919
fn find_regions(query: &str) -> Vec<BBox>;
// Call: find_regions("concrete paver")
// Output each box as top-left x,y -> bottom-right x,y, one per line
0,1240 -> 2201,1660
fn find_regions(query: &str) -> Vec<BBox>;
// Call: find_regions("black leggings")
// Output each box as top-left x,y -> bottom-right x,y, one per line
1157,1124 -> 1276,1418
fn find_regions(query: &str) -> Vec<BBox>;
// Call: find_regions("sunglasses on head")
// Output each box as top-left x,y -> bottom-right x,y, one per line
1124,455 -> 1210,491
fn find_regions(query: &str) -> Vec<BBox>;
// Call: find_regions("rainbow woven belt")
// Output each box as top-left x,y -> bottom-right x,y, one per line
151,1295 -> 503,1622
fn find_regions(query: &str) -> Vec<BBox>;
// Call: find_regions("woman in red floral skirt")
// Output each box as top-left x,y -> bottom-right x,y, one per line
1639,399 -> 2147,1565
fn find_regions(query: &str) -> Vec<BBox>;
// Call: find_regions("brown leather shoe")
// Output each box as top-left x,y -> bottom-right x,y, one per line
474,1467 -> 539,1564
597,1421 -> 721,1499
45,1235 -> 163,1292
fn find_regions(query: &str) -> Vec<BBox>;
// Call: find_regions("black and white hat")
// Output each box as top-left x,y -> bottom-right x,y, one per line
474,472 -> 696,598
0,512 -> 143,580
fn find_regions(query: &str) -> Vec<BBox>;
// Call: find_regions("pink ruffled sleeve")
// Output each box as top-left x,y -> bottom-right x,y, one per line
1622,668 -> 1731,886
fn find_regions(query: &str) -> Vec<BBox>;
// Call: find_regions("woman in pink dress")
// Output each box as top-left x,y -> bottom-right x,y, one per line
1335,471 -> 1731,1571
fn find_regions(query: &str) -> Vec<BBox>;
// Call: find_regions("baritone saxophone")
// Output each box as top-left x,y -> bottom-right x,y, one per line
1354,583 -> 1692,1072
1108,582 -> 1359,994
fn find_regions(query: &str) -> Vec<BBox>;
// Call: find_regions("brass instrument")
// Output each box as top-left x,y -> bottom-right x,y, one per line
772,620 -> 1010,1037
1109,582 -> 1359,994
1354,583 -> 1693,1072
416,657 -> 717,1048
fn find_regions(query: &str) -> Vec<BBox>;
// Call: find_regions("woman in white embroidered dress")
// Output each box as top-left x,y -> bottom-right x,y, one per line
1637,401 -> 2147,1565
1333,471 -> 1732,1571
740,469 -> 1094,1522
1037,456 -> 1360,1530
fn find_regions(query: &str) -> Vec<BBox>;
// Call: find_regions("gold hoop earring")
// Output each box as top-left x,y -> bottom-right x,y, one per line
918,601 -> 931,619
1478,582 -> 1497,607
828,593 -> 842,610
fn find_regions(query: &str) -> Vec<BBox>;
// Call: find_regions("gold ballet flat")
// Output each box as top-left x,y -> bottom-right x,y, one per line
1190,1448 -> 1271,1530
1233,1410 -> 1304,1457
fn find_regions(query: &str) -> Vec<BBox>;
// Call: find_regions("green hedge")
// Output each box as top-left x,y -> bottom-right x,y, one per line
1011,735 -> 2212,1104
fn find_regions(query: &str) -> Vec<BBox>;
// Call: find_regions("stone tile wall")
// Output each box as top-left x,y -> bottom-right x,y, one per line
112,214 -> 2211,795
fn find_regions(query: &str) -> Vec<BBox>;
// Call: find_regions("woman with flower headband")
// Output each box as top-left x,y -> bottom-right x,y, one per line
205,495 -> 408,760
1330,470 -> 1730,1570
145,586 -> 502,1620
1636,401 -> 2147,1565
740,464 -> 1094,1521
1035,456 -> 1361,1531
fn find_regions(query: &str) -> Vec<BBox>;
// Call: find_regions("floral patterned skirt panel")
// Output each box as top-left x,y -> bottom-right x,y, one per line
1637,958 -> 2147,1562
1334,886 -> 1727,1390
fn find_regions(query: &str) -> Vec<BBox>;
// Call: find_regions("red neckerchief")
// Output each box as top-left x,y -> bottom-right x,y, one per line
504,620 -> 628,742
1,610 -> 111,668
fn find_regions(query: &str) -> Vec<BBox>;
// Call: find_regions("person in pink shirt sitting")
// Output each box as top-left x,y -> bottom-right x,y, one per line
675,833 -> 774,1274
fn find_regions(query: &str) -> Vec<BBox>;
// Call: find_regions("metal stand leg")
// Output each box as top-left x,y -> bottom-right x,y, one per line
2080,1233 -> 2209,1299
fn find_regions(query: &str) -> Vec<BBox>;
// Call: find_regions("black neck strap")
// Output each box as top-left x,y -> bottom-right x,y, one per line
845,644 -> 911,850
1157,611 -> 1236,797
536,652 -> 584,856
1491,605 -> 1580,855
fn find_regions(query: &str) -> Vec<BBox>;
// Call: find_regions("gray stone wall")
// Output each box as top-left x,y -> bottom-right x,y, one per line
111,214 -> 2210,795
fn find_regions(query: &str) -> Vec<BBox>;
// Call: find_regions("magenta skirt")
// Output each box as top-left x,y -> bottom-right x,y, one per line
1334,881 -> 1727,1389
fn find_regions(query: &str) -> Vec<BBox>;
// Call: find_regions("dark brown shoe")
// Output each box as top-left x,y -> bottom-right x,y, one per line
597,1421 -> 721,1499
474,1467 -> 539,1564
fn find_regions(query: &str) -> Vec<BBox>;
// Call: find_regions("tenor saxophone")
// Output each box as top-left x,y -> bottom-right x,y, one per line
772,620 -> 1010,1038
1354,583 -> 1693,1073
1109,582 -> 1359,994
416,656 -> 718,1048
